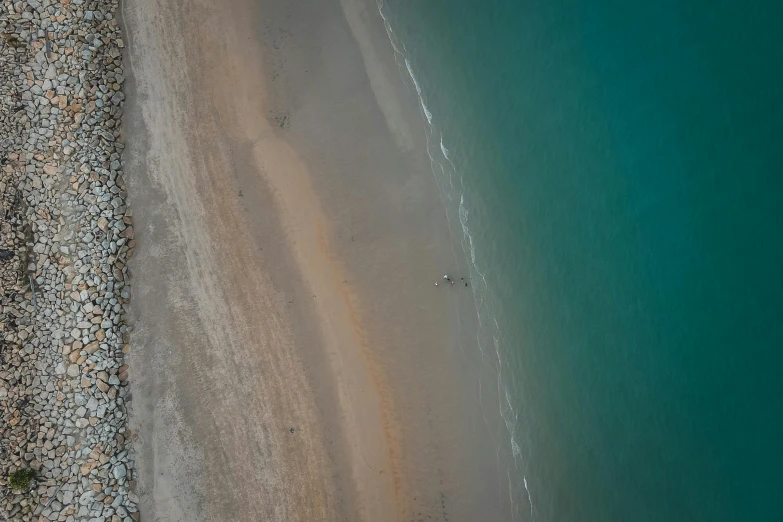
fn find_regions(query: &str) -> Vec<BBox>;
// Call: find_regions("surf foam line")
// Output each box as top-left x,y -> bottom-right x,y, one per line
376,2 -> 537,521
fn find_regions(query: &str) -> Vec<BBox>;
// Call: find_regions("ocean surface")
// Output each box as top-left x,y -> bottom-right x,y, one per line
376,0 -> 783,520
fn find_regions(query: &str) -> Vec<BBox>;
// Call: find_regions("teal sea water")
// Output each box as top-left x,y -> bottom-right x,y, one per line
377,1 -> 783,520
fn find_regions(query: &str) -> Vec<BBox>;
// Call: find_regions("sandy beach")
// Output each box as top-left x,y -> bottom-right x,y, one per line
121,0 -> 508,520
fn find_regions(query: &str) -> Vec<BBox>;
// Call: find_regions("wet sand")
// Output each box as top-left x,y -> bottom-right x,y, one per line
121,0 -> 510,520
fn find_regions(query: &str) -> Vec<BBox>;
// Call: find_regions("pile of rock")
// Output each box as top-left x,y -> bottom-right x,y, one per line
0,1 -> 137,520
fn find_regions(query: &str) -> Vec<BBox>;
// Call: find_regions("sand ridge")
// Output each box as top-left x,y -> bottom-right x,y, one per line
121,0 -> 403,520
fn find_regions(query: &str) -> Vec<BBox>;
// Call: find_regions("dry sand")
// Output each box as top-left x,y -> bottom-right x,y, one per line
121,0 -> 511,520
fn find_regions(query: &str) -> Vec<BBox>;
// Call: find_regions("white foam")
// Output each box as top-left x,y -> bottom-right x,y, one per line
404,58 -> 433,124
440,134 -> 451,160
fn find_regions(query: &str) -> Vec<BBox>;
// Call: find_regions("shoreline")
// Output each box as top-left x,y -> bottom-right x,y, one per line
362,3 -> 533,517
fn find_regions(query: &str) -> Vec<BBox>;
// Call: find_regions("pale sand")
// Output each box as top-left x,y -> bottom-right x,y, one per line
122,0 -> 511,520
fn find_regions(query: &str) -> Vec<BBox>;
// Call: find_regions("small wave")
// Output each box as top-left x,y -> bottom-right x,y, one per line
524,476 -> 535,520
459,194 -> 468,224
458,195 -> 478,265
440,135 -> 451,160
404,59 -> 421,95
423,103 -> 433,124
404,58 -> 433,124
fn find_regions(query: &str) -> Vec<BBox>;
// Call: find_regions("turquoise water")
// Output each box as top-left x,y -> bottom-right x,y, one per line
377,0 -> 783,520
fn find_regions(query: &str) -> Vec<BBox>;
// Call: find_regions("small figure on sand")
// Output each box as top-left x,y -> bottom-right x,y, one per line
437,274 -> 468,288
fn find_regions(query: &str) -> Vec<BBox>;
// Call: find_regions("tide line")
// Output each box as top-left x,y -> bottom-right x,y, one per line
376,2 -> 537,520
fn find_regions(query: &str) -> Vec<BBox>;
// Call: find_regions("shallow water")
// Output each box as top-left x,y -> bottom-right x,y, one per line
379,0 -> 783,520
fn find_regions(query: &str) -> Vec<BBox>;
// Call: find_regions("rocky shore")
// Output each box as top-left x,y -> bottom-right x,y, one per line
0,1 -> 137,520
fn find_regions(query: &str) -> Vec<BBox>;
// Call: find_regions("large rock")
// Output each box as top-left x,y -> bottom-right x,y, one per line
112,464 -> 127,480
